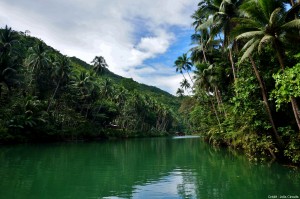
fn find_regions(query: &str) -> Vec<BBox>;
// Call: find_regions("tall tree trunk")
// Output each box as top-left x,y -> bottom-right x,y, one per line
275,43 -> 286,71
215,87 -> 227,117
229,48 -> 237,82
186,71 -> 194,84
181,72 -> 187,81
291,97 -> 300,130
202,46 -> 208,63
47,79 -> 61,112
210,97 -> 222,132
214,87 -> 224,116
249,55 -> 283,146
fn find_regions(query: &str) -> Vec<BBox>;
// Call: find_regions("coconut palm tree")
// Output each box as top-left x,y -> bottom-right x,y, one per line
190,32 -> 223,65
176,88 -> 185,97
0,25 -> 19,96
174,53 -> 194,83
194,64 -> 222,130
193,0 -> 245,82
180,79 -> 191,95
47,55 -> 71,111
0,25 -> 18,55
100,78 -> 113,98
235,0 -> 300,131
26,41 -> 50,73
91,56 -> 108,75
71,71 -> 94,101
190,32 -> 209,64
248,55 -> 283,145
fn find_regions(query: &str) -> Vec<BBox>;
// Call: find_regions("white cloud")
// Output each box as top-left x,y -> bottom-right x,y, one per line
0,0 -> 197,94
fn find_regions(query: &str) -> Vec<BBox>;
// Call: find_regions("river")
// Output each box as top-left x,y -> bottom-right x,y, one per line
0,137 -> 299,199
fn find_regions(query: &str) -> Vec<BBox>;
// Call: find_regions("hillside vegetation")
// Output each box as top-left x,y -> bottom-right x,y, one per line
0,26 -> 182,143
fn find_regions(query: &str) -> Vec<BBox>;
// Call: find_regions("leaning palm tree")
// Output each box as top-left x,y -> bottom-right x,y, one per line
235,0 -> 300,131
194,64 -> 223,130
91,56 -> 108,75
174,53 -> 194,83
190,32 -> 209,64
190,31 -> 223,65
193,0 -> 245,82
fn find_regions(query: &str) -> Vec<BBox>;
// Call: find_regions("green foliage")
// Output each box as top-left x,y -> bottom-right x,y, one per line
177,0 -> 300,165
271,63 -> 300,110
0,26 -> 179,143
279,126 -> 300,164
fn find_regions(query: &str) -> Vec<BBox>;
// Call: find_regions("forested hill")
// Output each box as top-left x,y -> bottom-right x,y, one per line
0,26 -> 182,143
70,57 -> 180,110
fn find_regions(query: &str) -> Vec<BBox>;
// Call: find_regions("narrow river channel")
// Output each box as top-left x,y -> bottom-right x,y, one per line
0,137 -> 299,199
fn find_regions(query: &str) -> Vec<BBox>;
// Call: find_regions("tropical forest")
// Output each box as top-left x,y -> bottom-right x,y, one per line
174,0 -> 300,165
1,0 -> 300,198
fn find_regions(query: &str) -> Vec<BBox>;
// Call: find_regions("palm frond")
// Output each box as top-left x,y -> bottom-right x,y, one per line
197,17 -> 213,31
239,40 -> 259,63
258,35 -> 274,53
240,38 -> 256,52
2,67 -> 17,75
269,8 -> 283,27
236,31 -> 264,40
281,19 -> 300,29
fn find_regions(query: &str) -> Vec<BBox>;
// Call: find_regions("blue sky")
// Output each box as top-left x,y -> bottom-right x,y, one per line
0,0 -> 198,95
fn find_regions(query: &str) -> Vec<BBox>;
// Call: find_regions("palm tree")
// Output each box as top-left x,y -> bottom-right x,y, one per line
174,53 -> 194,83
193,0 -> 245,82
190,31 -> 223,65
235,0 -> 300,131
0,26 -> 19,96
26,41 -> 50,73
113,86 -> 128,107
248,55 -> 283,145
190,32 -> 209,64
25,41 -> 52,96
180,79 -> 191,92
71,71 -> 94,101
176,88 -> 185,97
194,64 -> 222,131
91,56 -> 108,75
71,71 -> 98,117
47,56 -> 71,112
100,78 -> 113,98
0,25 -> 18,55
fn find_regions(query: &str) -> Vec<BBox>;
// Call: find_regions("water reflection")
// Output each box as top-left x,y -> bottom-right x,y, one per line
132,169 -> 196,199
0,137 -> 299,199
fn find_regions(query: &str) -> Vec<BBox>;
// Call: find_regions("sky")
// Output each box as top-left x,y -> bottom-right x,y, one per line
0,0 -> 198,95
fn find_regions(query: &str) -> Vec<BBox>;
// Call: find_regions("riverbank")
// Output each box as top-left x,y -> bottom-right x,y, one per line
0,127 -> 171,144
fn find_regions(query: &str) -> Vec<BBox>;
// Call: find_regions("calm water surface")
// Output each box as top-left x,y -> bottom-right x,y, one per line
0,137 -> 299,199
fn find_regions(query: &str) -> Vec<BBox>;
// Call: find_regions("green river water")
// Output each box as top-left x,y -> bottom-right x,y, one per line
0,136 -> 299,199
